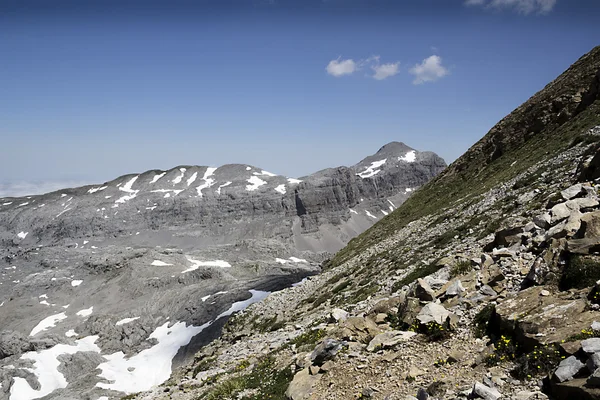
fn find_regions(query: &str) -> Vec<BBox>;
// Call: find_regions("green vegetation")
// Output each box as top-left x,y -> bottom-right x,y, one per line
288,329 -> 326,348
561,254 -> 600,290
473,304 -> 495,338
566,327 -> 600,342
512,344 -> 564,380
485,335 -> 519,366
200,356 -> 293,400
450,260 -> 473,277
391,262 -> 443,292
193,356 -> 218,377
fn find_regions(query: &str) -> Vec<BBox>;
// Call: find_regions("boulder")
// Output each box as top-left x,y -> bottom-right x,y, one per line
339,317 -> 382,343
582,338 -> 600,354
415,278 -> 436,301
534,213 -> 552,230
445,280 -> 466,297
553,356 -> 586,382
567,238 -> 600,255
366,330 -> 416,352
561,184 -> 584,200
587,353 -> 600,372
416,303 -> 452,326
285,368 -> 321,400
310,339 -> 346,366
481,264 -> 505,286
471,382 -> 501,400
551,203 -> 573,224
588,368 -> 600,388
329,308 -> 349,323
581,211 -> 600,239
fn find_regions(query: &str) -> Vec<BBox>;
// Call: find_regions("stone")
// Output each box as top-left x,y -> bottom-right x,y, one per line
492,248 -> 517,258
481,254 -> 495,269
561,184 -> 584,200
339,317 -> 382,343
320,360 -> 334,372
329,308 -> 349,323
514,391 -> 548,400
366,331 -> 416,352
582,338 -> 600,354
285,368 -> 321,400
524,222 -> 537,232
310,339 -> 346,366
471,382 -> 501,400
587,368 -> 600,387
361,387 -> 376,397
567,237 -> 600,254
415,278 -> 436,301
540,289 -> 551,296
480,285 -> 497,297
592,321 -> 600,331
309,365 -> 320,375
374,313 -> 388,324
568,197 -> 600,211
553,356 -> 585,382
587,353 -> 600,372
546,220 -> 568,240
406,365 -> 425,380
416,303 -> 452,326
551,203 -> 572,224
481,264 -> 505,285
416,388 -> 429,400
580,211 -> 600,239
447,349 -> 463,363
534,213 -> 552,229
445,280 -> 466,296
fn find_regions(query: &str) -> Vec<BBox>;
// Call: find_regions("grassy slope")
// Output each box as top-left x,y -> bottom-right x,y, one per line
332,46 -> 600,269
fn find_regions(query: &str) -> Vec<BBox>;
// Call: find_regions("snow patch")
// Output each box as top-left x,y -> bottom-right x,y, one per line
254,170 -> 276,177
186,171 -> 198,187
182,258 -> 232,273
365,210 -> 377,219
289,257 -> 307,263
172,168 -> 186,184
71,280 -> 83,287
30,313 -> 68,336
287,178 -> 302,184
116,317 -> 140,326
87,186 -> 107,194
10,336 -> 100,400
114,176 -> 139,206
76,307 -> 93,317
357,159 -> 386,179
196,167 -> 217,198
17,232 -> 28,239
150,172 -> 166,184
216,181 -> 232,195
246,176 -> 267,191
381,210 -> 388,216
398,150 -> 416,163
275,184 -> 286,194
65,330 -> 77,338
151,260 -> 173,266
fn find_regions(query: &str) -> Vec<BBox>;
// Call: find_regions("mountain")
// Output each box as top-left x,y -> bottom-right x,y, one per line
0,142 -> 445,400
132,47 -> 600,400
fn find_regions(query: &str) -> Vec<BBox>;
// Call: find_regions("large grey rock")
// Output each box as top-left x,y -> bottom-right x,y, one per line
534,213 -> 552,230
582,338 -> 600,354
366,330 -> 416,352
329,309 -> 349,323
416,303 -> 451,326
553,356 -> 585,382
285,368 -> 321,400
551,203 -> 572,224
445,280 -> 466,297
561,184 -> 584,200
415,279 -> 436,301
587,367 -> 600,388
471,382 -> 501,400
310,339 -> 346,366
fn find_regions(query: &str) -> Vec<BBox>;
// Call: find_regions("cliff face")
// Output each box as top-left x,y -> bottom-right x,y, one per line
0,142 -> 445,254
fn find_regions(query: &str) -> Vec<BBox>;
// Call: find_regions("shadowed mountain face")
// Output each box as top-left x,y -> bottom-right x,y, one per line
0,142 -> 445,399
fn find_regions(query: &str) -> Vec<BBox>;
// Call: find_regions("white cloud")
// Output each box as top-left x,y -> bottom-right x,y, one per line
0,181 -> 93,197
409,55 -> 449,85
326,58 -> 357,77
465,0 -> 557,14
371,62 -> 400,80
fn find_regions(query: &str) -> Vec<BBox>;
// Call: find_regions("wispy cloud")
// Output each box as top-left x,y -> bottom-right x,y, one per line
0,181 -> 94,198
409,55 -> 449,85
465,0 -> 558,14
326,58 -> 357,77
372,62 -> 400,80
326,55 -> 400,80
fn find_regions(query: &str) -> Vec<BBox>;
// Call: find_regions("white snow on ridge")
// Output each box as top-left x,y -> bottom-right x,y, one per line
87,186 -> 107,194
10,336 -> 100,400
65,329 -> 77,338
17,232 -> 28,240
182,258 -> 231,273
349,209 -> 358,215
18,202 -> 29,207
275,184 -> 286,194
365,210 -> 377,219
151,260 -> 173,267
71,280 -> 83,287
196,167 -> 217,198
116,317 -> 140,326
3,202 -> 13,206
356,159 -> 387,179
387,199 -> 396,210
287,178 -> 302,185
76,307 -> 93,317
150,172 -> 166,184
186,171 -> 198,187
30,313 -> 68,336
114,176 -> 139,206
381,210 -> 388,216
276,257 -> 307,264
172,168 -> 186,184
398,150 -> 416,163
216,181 -> 232,195
246,176 -> 267,191
253,170 -> 277,177
404,188 -> 414,193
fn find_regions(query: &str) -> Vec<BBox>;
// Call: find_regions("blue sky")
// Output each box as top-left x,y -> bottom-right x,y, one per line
1,0 -> 599,196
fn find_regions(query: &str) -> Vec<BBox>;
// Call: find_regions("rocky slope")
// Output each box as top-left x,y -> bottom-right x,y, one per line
134,46 -> 600,400
0,142 -> 445,400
